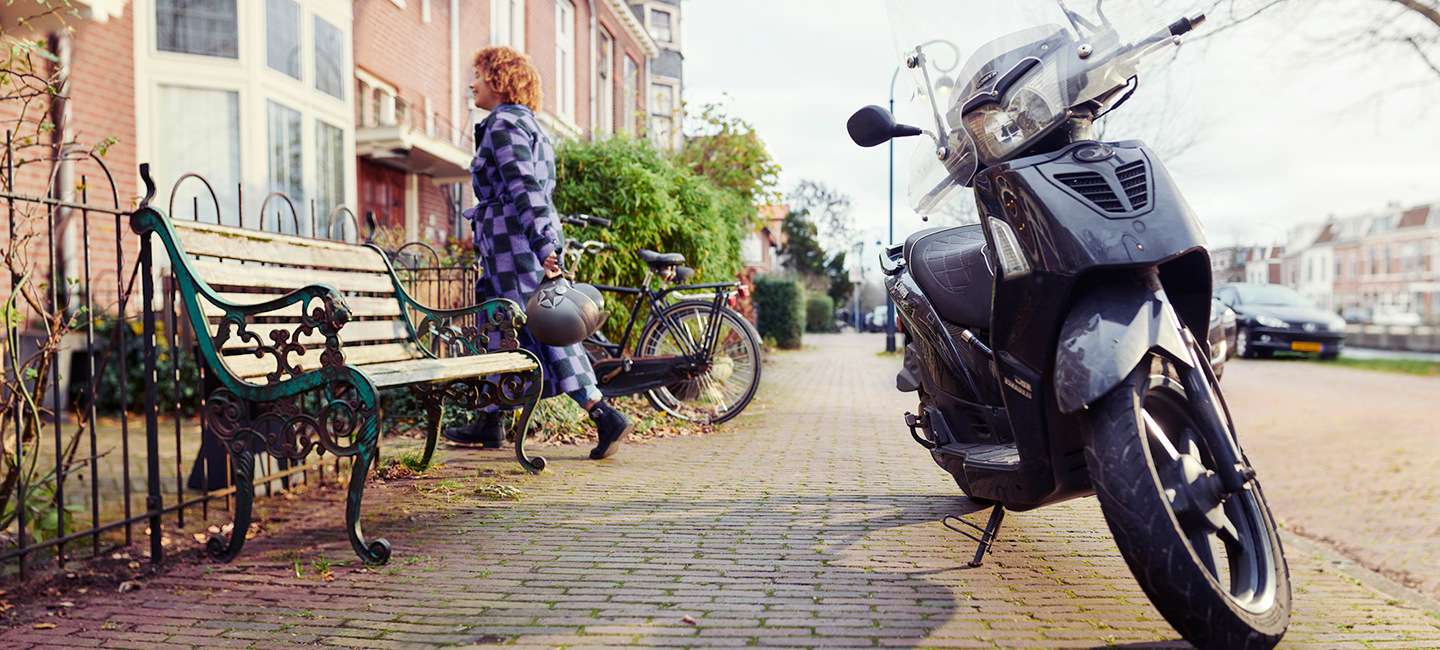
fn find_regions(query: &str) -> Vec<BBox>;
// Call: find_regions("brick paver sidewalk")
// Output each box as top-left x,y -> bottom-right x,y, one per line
6,333 -> 1440,649
1223,358 -> 1440,601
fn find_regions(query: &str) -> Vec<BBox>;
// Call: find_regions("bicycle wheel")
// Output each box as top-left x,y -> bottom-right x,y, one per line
638,302 -> 761,424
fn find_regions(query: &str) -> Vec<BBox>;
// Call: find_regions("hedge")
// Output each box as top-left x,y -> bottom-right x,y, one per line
805,293 -> 835,333
754,275 -> 805,349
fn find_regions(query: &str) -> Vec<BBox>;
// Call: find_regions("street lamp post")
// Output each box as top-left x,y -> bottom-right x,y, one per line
885,68 -> 902,353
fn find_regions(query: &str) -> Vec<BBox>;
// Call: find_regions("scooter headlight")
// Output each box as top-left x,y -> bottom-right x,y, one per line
962,65 -> 1066,163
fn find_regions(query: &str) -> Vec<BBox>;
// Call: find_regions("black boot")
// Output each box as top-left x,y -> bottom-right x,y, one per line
588,401 -> 633,460
443,412 -> 506,448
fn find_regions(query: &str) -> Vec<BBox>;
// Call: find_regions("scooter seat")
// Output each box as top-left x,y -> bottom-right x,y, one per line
904,224 -> 994,329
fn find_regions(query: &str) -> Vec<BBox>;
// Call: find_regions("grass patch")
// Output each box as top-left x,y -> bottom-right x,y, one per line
1327,357 -> 1440,377
377,450 -> 438,479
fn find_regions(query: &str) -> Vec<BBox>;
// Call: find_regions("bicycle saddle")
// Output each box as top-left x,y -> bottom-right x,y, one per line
637,249 -> 685,266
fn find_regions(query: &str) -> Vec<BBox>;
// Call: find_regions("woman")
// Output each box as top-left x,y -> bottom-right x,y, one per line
444,46 -> 632,459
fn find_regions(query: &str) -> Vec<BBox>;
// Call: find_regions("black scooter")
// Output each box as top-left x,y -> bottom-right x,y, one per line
849,3 -> 1289,649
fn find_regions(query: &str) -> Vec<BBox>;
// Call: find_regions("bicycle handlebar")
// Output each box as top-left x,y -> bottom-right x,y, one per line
560,214 -> 611,228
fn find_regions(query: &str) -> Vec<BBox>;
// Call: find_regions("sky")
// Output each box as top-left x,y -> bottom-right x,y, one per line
680,0 -> 1440,267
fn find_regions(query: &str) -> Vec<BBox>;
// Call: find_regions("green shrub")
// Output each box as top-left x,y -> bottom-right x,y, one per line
553,136 -> 746,294
69,318 -> 203,417
805,294 -> 835,333
754,276 -> 804,349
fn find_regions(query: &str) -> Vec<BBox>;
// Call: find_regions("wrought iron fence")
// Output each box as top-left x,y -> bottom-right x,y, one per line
1,157 -> 477,580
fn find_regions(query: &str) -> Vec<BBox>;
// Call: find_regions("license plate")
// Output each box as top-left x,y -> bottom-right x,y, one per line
1291,341 -> 1323,353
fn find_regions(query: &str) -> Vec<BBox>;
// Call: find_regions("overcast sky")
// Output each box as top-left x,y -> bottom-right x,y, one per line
680,0 -> 1440,261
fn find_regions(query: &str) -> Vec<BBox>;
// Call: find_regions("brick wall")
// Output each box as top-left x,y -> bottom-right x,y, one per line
0,6 -> 140,316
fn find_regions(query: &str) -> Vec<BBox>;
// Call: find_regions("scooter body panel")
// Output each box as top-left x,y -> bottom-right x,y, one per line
891,139 -> 1214,511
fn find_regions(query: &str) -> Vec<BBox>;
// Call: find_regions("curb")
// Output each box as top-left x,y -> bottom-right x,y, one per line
1281,529 -> 1440,617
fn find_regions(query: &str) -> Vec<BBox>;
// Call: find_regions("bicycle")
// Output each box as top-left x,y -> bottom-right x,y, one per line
558,215 -> 763,424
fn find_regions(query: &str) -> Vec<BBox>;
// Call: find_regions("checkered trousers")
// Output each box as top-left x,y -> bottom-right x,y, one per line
463,103 -> 601,407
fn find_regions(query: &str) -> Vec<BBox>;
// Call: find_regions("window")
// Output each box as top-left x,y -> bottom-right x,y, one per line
315,16 -> 344,98
157,85 -> 241,225
650,8 -> 672,42
650,82 -> 674,147
316,120 -> 345,238
623,56 -> 639,134
267,100 -> 304,233
598,29 -> 614,134
491,0 -> 526,50
156,0 -> 238,58
555,0 -> 575,121
266,0 -> 301,79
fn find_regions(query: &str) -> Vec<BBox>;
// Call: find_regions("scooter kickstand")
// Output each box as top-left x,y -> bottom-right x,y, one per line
942,504 -> 1006,567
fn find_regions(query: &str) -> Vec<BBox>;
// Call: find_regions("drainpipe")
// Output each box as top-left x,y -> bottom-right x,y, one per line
586,0 -> 596,137
450,0 -> 463,239
450,0 -> 461,144
49,30 -> 77,314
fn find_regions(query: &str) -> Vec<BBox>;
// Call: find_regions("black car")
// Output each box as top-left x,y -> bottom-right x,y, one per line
1214,283 -> 1346,359
1208,296 -> 1237,378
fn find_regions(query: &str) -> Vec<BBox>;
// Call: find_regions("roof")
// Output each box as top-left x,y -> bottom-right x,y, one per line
604,0 -> 660,58
1398,206 -> 1431,229
1313,223 -> 1338,245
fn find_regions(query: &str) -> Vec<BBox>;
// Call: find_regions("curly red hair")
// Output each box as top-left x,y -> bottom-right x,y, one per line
473,46 -> 543,113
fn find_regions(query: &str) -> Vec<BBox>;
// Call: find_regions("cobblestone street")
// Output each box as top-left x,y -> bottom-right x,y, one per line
5,333 -> 1440,649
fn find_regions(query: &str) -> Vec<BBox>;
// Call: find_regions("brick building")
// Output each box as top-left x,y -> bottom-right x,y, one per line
7,0 -> 662,250
1328,204 -> 1440,322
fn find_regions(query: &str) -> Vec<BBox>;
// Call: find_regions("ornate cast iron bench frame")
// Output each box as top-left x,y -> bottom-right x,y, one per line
131,165 -> 547,565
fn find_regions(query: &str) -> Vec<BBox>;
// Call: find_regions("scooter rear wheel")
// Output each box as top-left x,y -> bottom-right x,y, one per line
1085,352 -> 1289,650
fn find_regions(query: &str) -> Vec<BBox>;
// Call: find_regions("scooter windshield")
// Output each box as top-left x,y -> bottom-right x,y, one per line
888,0 -> 1172,214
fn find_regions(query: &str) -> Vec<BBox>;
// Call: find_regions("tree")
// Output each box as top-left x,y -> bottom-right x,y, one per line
675,101 -> 783,227
786,180 -> 853,253
780,210 -> 826,277
1196,0 -> 1440,85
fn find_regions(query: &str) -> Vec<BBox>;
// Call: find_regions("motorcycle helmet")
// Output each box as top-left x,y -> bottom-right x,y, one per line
524,277 -> 609,347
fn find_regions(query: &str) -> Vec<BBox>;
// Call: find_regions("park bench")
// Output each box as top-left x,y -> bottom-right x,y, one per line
130,165 -> 546,565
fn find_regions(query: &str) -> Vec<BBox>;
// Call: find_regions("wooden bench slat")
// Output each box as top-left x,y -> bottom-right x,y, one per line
362,352 -> 539,388
220,342 -> 425,380
215,319 -> 411,350
174,219 -> 390,272
200,294 -> 403,319
192,259 -> 395,294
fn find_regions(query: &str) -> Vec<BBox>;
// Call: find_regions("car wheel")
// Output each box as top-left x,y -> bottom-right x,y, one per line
1320,351 -> 1339,361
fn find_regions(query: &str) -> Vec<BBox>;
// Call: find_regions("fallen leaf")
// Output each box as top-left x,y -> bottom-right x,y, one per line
76,589 -> 88,595
320,570 -> 335,582
33,623 -> 56,629
58,602 -> 74,608
117,581 -> 136,594
681,615 -> 697,625
208,525 -> 221,534
192,533 -> 208,543
126,561 -> 139,569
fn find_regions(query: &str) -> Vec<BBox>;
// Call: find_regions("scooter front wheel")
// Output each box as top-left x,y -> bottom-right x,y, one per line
1084,352 -> 1289,650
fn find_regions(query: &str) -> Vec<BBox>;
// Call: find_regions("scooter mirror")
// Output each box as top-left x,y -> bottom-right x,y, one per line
847,105 -> 923,148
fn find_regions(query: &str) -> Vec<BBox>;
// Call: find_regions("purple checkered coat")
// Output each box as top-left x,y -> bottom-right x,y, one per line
464,103 -> 600,405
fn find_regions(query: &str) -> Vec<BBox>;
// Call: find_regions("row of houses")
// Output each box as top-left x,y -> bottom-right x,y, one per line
1211,203 -> 1440,324
2,0 -> 686,247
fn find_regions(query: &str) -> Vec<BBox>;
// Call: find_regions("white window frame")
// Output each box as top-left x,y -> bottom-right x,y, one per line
134,0 -> 356,235
597,27 -> 614,135
649,7 -> 672,43
622,55 -> 639,135
555,0 -> 576,123
491,0 -> 526,51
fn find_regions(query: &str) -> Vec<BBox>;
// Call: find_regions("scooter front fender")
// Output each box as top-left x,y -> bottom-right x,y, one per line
1054,282 -> 1192,414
